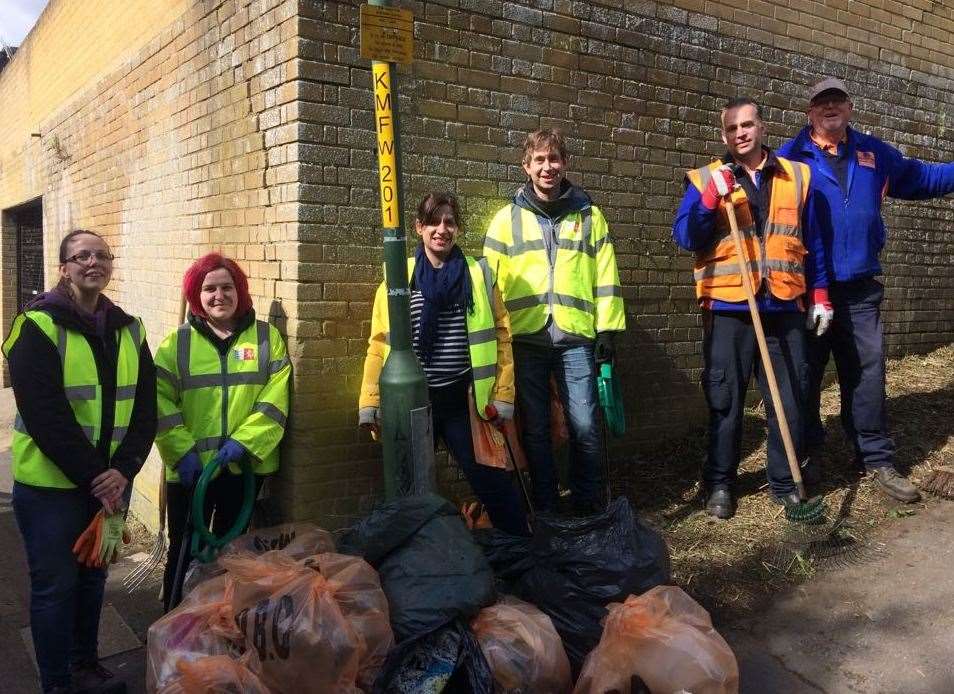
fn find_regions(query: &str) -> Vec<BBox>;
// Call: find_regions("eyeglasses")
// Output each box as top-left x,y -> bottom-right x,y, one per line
65,250 -> 115,264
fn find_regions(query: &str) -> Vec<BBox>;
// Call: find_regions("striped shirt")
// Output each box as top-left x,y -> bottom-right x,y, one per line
410,290 -> 471,387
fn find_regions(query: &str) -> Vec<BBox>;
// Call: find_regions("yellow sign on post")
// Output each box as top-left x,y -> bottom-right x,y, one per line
372,62 -> 399,228
360,4 -> 414,64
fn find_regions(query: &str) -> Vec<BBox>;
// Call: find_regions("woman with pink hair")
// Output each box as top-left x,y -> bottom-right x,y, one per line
154,253 -> 290,610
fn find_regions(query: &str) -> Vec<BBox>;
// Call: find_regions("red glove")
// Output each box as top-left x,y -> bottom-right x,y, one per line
700,165 -> 736,210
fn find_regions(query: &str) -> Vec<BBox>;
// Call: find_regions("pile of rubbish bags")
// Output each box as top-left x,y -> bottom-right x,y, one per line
147,493 -> 739,693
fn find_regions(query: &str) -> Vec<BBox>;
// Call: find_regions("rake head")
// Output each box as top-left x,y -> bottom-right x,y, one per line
783,495 -> 829,525
122,535 -> 167,592
919,466 -> 954,499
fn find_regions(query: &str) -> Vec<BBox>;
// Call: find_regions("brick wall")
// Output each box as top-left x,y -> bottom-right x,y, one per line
2,0 -> 954,529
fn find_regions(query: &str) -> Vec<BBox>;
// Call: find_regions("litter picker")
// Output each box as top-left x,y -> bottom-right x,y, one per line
485,404 -> 535,528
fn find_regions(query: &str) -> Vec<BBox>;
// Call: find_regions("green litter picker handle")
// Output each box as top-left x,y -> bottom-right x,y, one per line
597,362 -> 626,437
190,454 -> 256,564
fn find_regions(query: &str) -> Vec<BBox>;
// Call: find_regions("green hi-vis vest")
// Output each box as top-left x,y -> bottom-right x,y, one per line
378,256 -> 498,418
483,203 -> 626,339
154,319 -> 290,483
1,310 -> 144,489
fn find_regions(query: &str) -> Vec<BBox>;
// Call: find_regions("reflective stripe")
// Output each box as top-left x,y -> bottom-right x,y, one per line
581,208 -> 592,247
16,413 -> 95,442
696,166 -> 713,192
483,237 -> 509,255
127,319 -> 143,349
157,412 -> 184,433
594,285 -> 622,298
177,323 -> 191,387
558,237 -> 591,256
766,259 -> 803,274
181,372 -> 267,390
467,327 -> 496,345
253,402 -> 287,427
195,437 -> 222,453
65,385 -> 97,401
694,260 -> 760,280
477,258 -> 494,314
508,238 -> 546,255
594,234 -> 611,254
505,293 -> 548,312
553,293 -> 593,312
256,321 -> 270,377
764,222 -> 800,237
57,326 -> 67,370
472,364 -> 496,381
269,357 -> 290,375
510,204 -> 523,250
112,426 -> 128,441
156,365 -> 180,392
791,160 -> 804,212
115,384 -> 138,400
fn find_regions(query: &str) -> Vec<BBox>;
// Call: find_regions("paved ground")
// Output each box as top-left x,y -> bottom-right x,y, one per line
1,387 -> 952,693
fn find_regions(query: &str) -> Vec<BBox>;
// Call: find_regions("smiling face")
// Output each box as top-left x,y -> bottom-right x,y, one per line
808,89 -> 853,138
199,267 -> 238,323
59,233 -> 113,296
416,204 -> 460,264
522,146 -> 566,201
721,103 -> 766,162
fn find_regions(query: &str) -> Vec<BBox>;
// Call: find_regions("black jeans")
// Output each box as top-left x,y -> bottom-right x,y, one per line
806,277 -> 894,469
702,311 -> 807,496
163,472 -> 264,611
430,379 -> 528,535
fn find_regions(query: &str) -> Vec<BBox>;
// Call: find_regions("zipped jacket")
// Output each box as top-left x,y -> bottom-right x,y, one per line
483,183 -> 625,341
2,292 -> 156,488
359,255 -> 514,418
155,311 -> 290,482
778,126 -> 954,281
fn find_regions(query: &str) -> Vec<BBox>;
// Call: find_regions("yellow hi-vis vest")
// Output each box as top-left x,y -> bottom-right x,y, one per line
154,318 -> 290,482
483,203 -> 625,339
686,157 -> 811,303
360,255 -> 502,419
1,310 -> 145,489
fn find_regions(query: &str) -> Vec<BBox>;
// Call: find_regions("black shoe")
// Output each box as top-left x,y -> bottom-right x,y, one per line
771,491 -> 801,507
871,466 -> 920,503
705,486 -> 734,519
72,662 -> 127,694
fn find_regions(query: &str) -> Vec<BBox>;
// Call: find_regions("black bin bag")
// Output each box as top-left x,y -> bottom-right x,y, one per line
475,497 -> 671,674
339,493 -> 496,642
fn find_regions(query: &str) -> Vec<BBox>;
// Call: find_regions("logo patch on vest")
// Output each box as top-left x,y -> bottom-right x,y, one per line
856,150 -> 876,168
233,347 -> 256,361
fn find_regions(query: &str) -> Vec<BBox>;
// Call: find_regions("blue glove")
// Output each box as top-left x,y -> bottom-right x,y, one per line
217,439 -> 246,465
177,451 -> 202,486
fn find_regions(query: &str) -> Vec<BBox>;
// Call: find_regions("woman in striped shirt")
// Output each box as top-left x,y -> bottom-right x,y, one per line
359,192 -> 528,535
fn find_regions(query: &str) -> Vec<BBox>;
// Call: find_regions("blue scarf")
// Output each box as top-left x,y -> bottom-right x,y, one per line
413,244 -> 473,362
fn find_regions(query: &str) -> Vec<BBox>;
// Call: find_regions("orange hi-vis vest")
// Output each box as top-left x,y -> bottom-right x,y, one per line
686,156 -> 811,304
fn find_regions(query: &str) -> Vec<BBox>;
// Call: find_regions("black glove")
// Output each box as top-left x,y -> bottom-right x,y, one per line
594,332 -> 615,364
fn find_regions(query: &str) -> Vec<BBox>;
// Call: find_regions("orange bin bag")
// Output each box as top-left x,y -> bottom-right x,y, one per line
146,577 -> 244,693
157,651 -> 270,694
221,550 -> 392,694
471,595 -> 572,694
573,586 -> 739,694
468,389 -> 528,471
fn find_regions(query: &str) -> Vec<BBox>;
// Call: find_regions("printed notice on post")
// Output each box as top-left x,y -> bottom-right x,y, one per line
360,4 -> 413,64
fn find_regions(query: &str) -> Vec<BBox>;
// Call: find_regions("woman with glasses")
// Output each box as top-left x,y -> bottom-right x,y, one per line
154,253 -> 290,610
2,229 -> 157,694
359,192 -> 528,535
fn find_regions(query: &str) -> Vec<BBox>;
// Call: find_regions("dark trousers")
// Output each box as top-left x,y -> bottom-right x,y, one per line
702,311 -> 806,496
806,277 -> 894,469
512,342 -> 602,512
12,483 -> 107,692
163,472 -> 264,611
430,379 -> 529,535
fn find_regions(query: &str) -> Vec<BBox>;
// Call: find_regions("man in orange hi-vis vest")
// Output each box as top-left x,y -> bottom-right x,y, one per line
672,97 -> 829,520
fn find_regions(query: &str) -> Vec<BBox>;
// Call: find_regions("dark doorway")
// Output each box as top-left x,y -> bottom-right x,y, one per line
14,202 -> 43,311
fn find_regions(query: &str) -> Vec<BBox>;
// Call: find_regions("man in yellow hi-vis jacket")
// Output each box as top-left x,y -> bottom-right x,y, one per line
483,128 -> 626,514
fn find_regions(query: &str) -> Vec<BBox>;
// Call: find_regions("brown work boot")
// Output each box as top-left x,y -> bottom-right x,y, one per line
871,467 -> 920,503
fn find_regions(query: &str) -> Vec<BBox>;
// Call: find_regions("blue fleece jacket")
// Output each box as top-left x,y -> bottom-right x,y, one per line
672,152 -> 827,312
778,126 -> 954,282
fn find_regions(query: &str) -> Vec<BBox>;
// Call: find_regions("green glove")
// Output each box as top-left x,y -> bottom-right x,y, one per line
98,511 -> 126,567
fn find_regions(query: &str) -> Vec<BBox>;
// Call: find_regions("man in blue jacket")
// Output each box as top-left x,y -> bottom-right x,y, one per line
778,77 -> 954,502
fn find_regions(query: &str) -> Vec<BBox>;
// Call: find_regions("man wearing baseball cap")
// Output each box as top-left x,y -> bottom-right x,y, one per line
778,78 -> 954,502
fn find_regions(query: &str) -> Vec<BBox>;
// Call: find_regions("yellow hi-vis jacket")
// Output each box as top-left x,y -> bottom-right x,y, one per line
482,202 -> 626,339
686,157 -> 811,303
2,310 -> 145,488
155,317 -> 290,482
359,255 -> 514,419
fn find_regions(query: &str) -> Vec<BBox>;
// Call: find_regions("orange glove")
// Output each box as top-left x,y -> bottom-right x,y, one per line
73,511 -> 104,567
